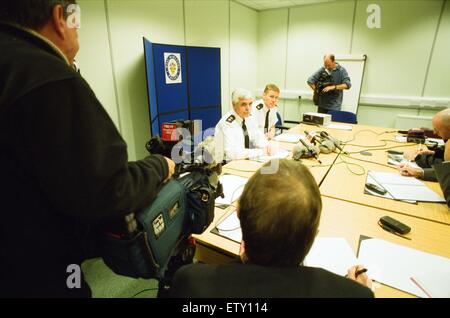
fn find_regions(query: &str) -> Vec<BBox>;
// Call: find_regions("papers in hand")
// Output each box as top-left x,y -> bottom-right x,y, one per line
387,154 -> 420,169
358,238 -> 450,298
368,171 -> 445,203
273,132 -> 305,143
215,175 -> 248,205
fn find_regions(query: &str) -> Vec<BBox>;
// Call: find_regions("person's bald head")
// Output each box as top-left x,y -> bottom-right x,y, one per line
323,54 -> 336,71
432,108 -> 450,140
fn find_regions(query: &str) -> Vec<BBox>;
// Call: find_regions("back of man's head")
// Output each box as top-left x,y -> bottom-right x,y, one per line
238,159 -> 322,267
432,108 -> 450,139
0,0 -> 76,30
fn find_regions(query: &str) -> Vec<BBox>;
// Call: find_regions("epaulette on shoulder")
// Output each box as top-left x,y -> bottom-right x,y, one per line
226,114 -> 235,123
256,103 -> 263,110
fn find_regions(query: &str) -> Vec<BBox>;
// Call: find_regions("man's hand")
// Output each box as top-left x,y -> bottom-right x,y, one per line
347,265 -> 372,289
239,240 -> 248,264
322,85 -> 335,93
163,156 -> 175,181
403,146 -> 433,161
264,143 -> 274,156
265,129 -> 275,140
398,164 -> 424,178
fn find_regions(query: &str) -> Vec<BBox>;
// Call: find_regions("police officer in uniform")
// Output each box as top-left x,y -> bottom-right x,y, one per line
215,88 -> 271,161
252,84 -> 280,140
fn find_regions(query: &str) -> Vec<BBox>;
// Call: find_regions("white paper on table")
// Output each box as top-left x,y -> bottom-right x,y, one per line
303,237 -> 358,277
254,148 -> 290,163
368,171 -> 445,202
395,135 -> 408,142
365,173 -> 417,204
369,171 -> 424,186
382,183 -> 445,202
427,138 -> 445,147
215,175 -> 248,205
215,210 -> 242,243
358,238 -> 450,298
324,123 -> 352,131
273,133 -> 305,143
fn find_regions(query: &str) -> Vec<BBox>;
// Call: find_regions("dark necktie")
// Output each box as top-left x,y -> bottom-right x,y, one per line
264,109 -> 270,133
242,119 -> 250,148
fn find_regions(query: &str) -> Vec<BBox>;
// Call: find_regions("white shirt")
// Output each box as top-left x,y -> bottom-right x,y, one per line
252,99 -> 279,134
214,109 -> 268,161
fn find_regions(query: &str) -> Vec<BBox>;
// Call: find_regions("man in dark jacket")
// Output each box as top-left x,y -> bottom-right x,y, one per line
0,0 -> 174,297
169,160 -> 373,298
399,108 -> 450,181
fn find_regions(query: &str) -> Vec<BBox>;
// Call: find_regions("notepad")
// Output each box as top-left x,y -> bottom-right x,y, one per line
215,175 -> 248,205
273,132 -> 305,143
365,172 -> 417,204
358,238 -> 450,298
303,237 -> 358,277
369,171 -> 445,202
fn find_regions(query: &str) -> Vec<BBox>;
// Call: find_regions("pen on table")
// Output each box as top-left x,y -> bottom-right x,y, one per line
355,268 -> 367,279
410,276 -> 433,298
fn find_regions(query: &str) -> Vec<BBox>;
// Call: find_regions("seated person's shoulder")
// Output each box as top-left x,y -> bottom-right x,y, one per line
170,263 -> 374,298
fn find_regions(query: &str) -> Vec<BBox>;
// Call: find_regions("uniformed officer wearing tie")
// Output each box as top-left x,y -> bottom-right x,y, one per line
215,88 -> 272,161
252,84 -> 280,140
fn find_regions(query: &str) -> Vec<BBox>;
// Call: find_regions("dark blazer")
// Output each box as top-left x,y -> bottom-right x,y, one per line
169,262 -> 374,298
0,23 -> 168,297
434,162 -> 450,207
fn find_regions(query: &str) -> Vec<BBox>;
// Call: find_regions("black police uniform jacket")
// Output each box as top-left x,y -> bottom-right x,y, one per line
0,23 -> 168,297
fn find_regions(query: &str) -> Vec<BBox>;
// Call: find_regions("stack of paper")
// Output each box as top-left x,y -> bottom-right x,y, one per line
358,238 -> 450,298
215,175 -> 248,205
367,171 -> 445,203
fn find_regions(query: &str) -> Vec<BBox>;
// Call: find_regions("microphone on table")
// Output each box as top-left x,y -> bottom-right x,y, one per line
320,131 -> 345,153
299,138 -> 322,164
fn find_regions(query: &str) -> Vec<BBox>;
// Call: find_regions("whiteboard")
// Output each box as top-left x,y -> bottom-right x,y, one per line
334,54 -> 366,115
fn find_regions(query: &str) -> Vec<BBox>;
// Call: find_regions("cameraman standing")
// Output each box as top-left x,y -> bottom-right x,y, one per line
307,54 -> 351,114
0,0 -> 174,297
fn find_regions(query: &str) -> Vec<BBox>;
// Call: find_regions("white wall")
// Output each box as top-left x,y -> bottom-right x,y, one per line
76,0 -> 449,160
258,0 -> 449,127
76,0 -> 258,160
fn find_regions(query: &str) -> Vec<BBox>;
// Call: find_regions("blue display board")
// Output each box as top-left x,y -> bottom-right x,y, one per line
143,38 -> 221,138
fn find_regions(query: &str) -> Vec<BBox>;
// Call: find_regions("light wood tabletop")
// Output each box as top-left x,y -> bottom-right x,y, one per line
318,126 -> 449,224
193,196 -> 450,298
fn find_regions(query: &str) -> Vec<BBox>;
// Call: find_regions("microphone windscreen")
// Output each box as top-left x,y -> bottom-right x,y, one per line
292,144 -> 308,161
310,144 -> 320,155
319,139 -> 335,154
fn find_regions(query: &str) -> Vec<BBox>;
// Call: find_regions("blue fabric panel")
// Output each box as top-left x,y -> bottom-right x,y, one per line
190,107 -> 221,133
153,44 -> 188,114
143,38 -> 159,136
187,47 -> 221,108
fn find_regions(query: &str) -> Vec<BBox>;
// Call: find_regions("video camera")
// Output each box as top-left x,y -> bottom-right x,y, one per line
98,120 -> 223,297
313,70 -> 334,106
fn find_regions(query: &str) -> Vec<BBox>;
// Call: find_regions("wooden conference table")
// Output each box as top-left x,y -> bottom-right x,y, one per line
193,122 -> 450,298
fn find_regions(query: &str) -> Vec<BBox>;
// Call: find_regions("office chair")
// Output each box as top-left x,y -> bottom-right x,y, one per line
327,110 -> 358,124
275,112 -> 300,135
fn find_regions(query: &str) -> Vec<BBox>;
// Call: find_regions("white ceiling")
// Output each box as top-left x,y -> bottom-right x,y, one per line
235,0 -> 336,11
